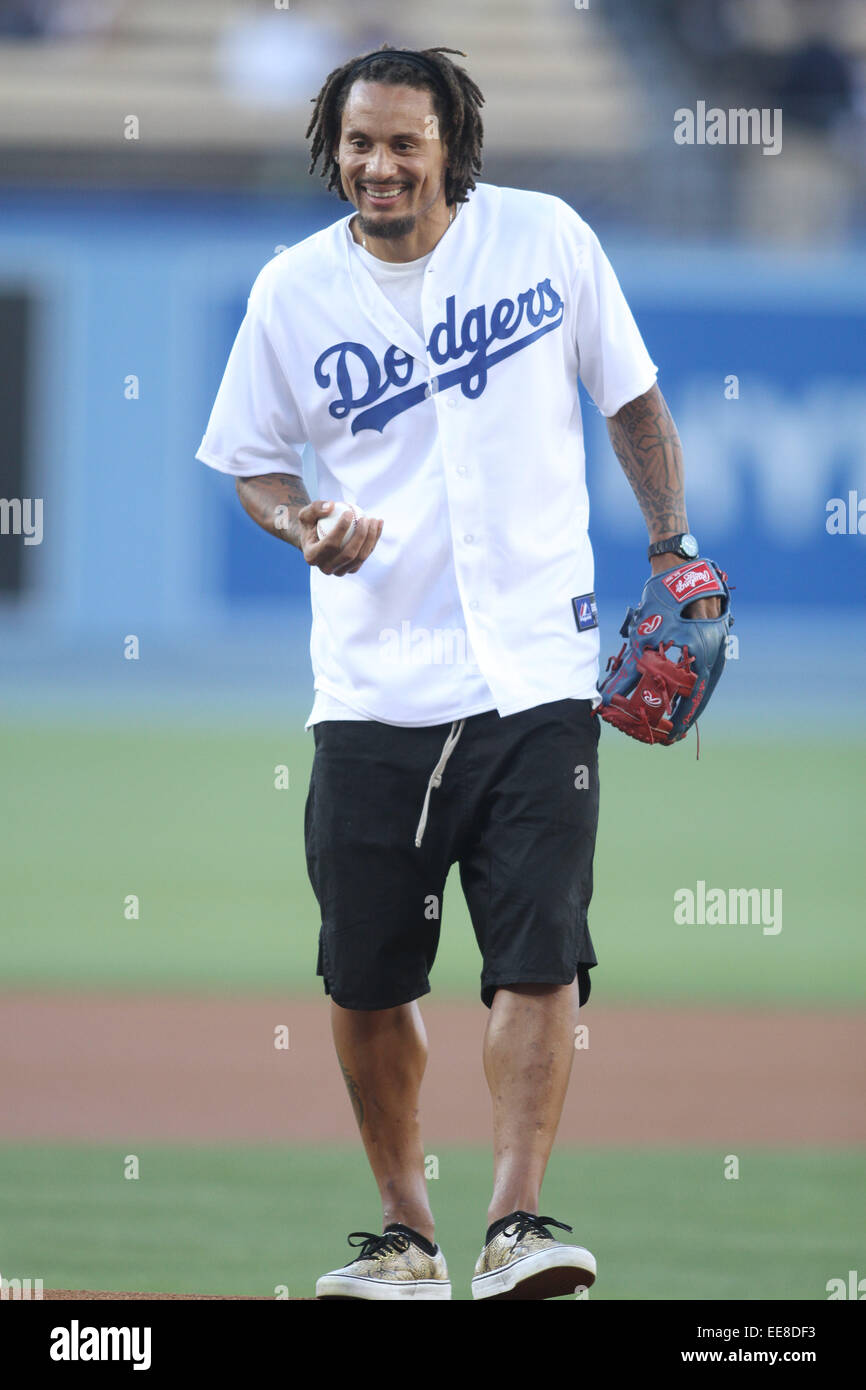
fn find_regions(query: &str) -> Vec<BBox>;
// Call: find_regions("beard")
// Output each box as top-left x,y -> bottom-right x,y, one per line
355,211 -> 417,241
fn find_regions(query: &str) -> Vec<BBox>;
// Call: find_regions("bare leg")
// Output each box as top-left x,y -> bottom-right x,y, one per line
331,998 -> 435,1243
483,980 -> 580,1227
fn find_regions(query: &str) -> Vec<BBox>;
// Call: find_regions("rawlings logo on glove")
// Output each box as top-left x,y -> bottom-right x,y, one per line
597,559 -> 733,746
661,563 -> 719,602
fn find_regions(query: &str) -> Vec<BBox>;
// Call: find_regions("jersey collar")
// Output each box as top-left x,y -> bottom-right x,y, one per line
340,186 -> 491,366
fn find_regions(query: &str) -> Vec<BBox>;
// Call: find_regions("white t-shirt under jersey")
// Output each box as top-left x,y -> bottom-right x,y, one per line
196,183 -> 658,728
353,240 -> 431,340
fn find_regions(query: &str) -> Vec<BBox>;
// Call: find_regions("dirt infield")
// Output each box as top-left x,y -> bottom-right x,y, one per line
2,992 -> 864,1145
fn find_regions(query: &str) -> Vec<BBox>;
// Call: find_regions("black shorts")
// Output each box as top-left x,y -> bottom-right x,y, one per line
304,697 -> 600,1012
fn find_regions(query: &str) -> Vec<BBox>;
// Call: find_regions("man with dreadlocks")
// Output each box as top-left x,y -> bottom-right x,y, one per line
197,44 -> 719,1300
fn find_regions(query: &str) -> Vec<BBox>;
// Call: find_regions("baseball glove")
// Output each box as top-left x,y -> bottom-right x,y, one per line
597,558 -> 733,745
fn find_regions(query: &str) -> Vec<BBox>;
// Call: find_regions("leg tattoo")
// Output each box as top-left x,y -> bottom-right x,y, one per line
337,1053 -> 364,1130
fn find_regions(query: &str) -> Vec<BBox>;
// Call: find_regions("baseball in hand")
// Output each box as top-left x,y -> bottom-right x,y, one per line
316,502 -> 365,549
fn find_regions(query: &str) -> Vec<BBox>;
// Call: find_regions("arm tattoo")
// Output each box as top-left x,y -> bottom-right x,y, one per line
337,1054 -> 364,1130
606,384 -> 689,541
235,473 -> 310,548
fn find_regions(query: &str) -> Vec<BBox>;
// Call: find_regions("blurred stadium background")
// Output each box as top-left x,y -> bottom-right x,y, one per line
0,0 -> 864,1302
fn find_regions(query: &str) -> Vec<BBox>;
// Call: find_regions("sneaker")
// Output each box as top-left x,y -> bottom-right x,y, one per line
316,1223 -> 452,1300
471,1211 -> 596,1300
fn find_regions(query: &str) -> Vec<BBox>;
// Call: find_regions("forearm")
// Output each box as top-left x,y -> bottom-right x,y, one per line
606,383 -> 688,545
235,473 -> 310,548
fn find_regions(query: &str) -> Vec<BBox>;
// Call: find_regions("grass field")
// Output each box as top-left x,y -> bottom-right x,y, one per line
1,724 -> 863,1003
0,1143 -> 861,1301
2,722 -> 863,1304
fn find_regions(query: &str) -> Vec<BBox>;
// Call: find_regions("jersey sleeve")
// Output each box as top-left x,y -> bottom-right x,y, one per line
196,273 -> 306,478
570,216 -> 658,418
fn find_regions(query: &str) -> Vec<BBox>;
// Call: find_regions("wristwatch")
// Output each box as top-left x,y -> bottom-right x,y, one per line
647,532 -> 699,561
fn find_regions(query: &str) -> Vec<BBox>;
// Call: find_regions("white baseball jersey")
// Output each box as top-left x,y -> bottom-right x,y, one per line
196,182 -> 657,727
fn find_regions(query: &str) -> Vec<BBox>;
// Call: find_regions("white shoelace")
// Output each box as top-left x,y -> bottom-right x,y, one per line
414,720 -> 465,848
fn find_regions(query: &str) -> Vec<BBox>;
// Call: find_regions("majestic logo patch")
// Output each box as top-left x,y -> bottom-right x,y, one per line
661,563 -> 720,604
572,592 -> 598,632
314,278 -> 565,434
637,613 -> 663,636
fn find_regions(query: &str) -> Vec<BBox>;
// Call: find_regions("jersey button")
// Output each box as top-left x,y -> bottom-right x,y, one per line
457,465 -> 467,475
463,534 -> 475,544
469,600 -> 480,611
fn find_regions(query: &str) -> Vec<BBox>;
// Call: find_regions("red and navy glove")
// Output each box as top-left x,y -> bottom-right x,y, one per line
597,559 -> 733,745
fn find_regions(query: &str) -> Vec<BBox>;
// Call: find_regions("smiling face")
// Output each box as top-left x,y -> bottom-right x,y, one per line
335,80 -> 449,243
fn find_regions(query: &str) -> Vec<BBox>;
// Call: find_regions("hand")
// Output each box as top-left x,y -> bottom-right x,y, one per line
298,500 -> 384,577
683,595 -> 722,619
649,552 -> 722,620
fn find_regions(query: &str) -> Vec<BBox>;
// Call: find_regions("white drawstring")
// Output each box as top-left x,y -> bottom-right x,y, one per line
414,720 -> 465,848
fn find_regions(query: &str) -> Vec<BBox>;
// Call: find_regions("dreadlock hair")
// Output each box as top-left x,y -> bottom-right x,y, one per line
306,45 -> 484,206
